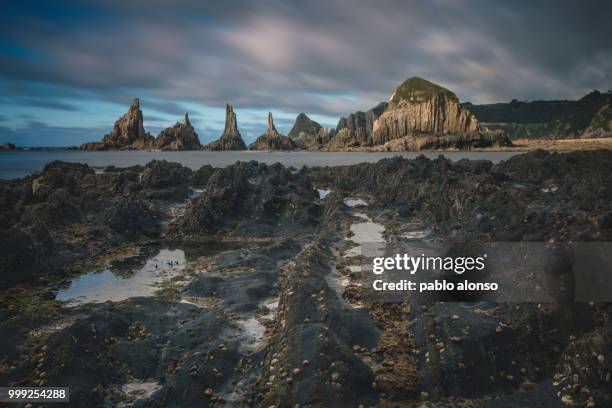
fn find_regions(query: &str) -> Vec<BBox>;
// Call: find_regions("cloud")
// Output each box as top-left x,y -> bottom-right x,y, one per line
21,98 -> 79,111
0,121 -> 108,147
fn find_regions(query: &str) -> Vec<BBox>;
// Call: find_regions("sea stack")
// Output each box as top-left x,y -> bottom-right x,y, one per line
155,112 -> 202,151
371,77 -> 479,145
249,112 -> 295,151
80,98 -> 154,150
204,104 -> 247,151
288,113 -> 322,140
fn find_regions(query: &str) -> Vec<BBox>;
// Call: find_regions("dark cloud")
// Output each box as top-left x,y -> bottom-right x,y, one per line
1,0 -> 611,145
20,98 -> 79,111
0,121 -> 109,147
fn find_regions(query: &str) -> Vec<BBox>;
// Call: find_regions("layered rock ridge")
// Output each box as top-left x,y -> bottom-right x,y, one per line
249,112 -> 296,150
325,102 -> 388,149
372,77 -> 479,144
81,98 -> 154,150
155,112 -> 202,151
204,104 -> 247,151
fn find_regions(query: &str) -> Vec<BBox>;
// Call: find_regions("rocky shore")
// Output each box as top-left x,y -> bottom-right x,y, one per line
1,150 -> 611,407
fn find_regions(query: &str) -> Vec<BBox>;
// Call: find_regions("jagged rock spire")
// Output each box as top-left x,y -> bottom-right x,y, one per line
203,103 -> 246,150
222,103 -> 241,138
130,98 -> 140,110
267,112 -> 279,136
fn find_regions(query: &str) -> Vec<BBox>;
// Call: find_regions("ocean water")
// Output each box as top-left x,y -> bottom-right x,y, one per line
0,150 -> 522,179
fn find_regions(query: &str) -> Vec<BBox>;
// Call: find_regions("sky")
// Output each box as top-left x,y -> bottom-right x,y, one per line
1,0 -> 611,147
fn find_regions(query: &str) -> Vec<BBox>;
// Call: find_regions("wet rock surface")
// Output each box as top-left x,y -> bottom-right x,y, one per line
1,150 -> 611,407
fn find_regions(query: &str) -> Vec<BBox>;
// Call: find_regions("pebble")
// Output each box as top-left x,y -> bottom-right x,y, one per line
561,395 -> 574,406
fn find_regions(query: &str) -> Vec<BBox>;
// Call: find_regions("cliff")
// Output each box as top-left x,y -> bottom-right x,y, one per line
249,112 -> 295,151
327,102 -> 388,148
336,102 -> 388,138
203,104 -> 247,151
371,77 -> 480,145
81,98 -> 154,150
155,112 -> 202,150
474,91 -> 612,139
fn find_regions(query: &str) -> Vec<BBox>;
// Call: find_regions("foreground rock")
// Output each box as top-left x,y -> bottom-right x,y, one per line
0,159 -> 208,288
1,151 -> 612,407
204,104 -> 247,151
81,99 -> 154,150
155,112 -> 201,150
171,161 -> 320,238
308,149 -> 612,242
249,112 -> 295,151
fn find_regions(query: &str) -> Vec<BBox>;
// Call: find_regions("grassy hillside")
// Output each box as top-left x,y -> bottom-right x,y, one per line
391,77 -> 459,104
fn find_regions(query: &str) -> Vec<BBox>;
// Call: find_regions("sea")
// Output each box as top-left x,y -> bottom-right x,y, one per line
0,150 -> 522,180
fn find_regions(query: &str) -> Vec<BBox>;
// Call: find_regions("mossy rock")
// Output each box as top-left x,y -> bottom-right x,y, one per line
391,76 -> 458,104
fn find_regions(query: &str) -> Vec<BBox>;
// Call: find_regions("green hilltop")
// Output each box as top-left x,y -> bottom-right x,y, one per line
390,76 -> 459,104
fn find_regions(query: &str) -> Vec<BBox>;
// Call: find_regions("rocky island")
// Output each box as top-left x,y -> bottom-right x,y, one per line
321,77 -> 511,151
249,112 -> 295,151
80,99 -> 155,150
81,99 -> 202,151
203,104 -> 247,151
155,112 -> 202,151
288,112 -> 323,141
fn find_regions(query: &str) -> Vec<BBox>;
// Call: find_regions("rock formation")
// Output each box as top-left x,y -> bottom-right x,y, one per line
370,77 -> 479,146
300,127 -> 335,150
81,98 -> 154,150
249,112 -> 295,150
325,128 -> 370,150
203,104 -> 247,151
155,112 -> 202,151
328,102 -> 388,149
288,113 -> 322,140
336,102 -> 388,137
